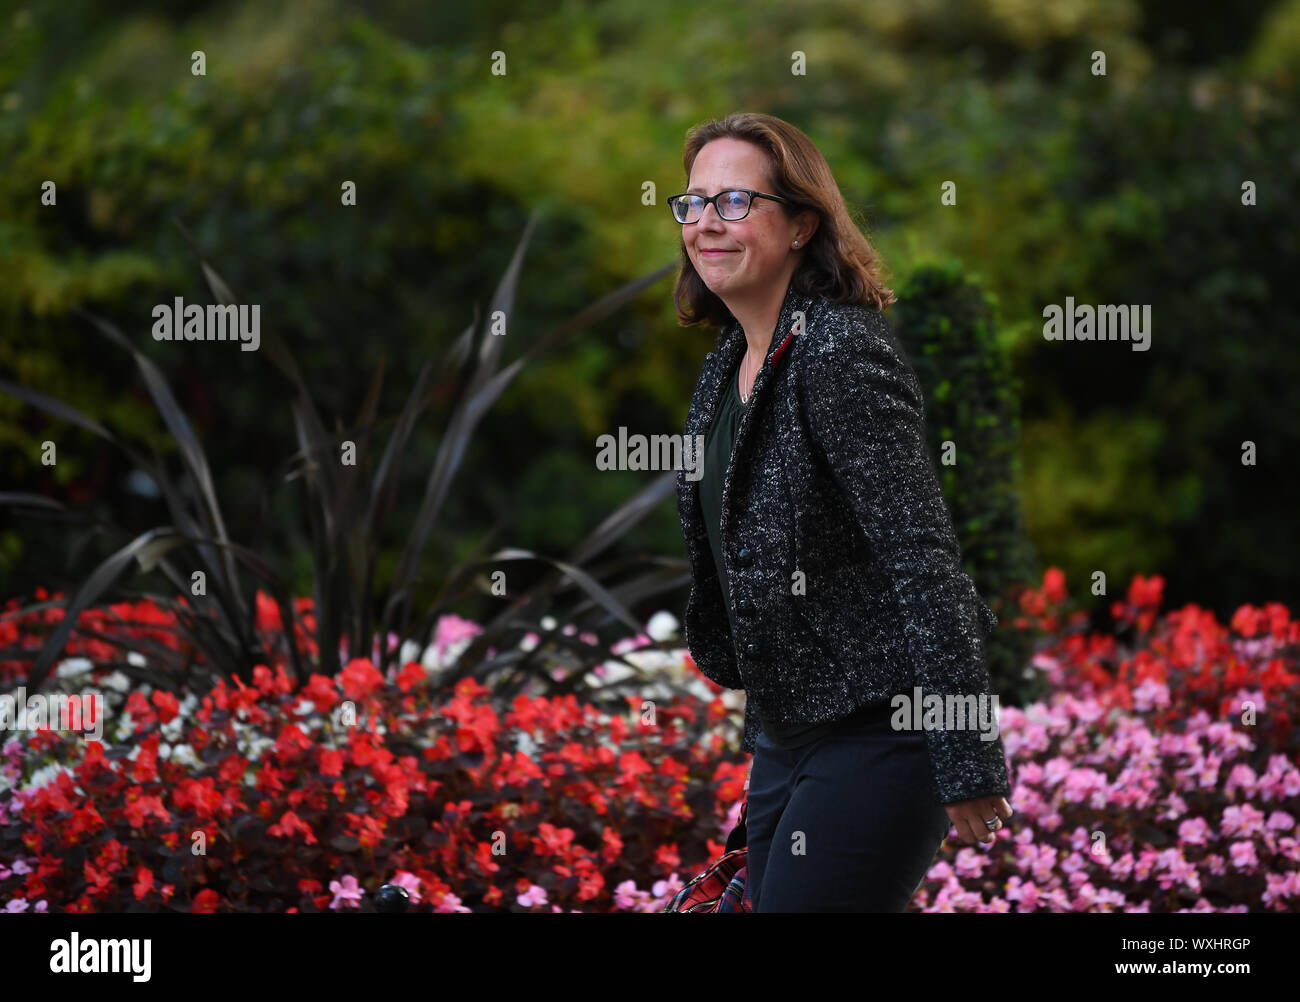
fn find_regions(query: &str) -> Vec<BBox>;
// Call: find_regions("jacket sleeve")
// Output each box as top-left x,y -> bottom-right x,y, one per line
800,312 -> 1011,806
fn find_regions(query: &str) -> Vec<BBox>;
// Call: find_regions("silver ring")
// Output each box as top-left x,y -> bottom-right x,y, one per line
983,816 -> 1000,831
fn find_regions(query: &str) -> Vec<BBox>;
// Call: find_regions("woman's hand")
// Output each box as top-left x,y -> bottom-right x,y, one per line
944,796 -> 1013,846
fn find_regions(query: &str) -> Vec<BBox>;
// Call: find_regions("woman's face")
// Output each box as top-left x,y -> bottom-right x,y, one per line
682,137 -> 799,305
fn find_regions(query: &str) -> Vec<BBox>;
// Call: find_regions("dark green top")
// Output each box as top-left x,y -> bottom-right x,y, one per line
699,355 -> 880,749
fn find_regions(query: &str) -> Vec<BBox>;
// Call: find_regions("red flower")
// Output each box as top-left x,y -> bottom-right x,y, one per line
191,889 -> 222,913
133,866 -> 154,901
274,723 -> 314,760
125,690 -> 157,729
1043,567 -> 1067,604
654,842 -> 681,871
300,675 -> 340,712
395,660 -> 426,693
84,861 -> 112,896
152,689 -> 180,723
267,810 -> 319,845
319,747 -> 345,778
255,590 -> 280,632
67,804 -> 106,842
340,657 -> 384,700
535,823 -> 576,858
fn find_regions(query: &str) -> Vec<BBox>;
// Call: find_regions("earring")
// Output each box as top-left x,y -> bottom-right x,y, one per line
793,240 -> 800,248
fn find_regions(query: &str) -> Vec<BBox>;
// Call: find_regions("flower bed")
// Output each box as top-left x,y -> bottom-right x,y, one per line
1,571 -> 1297,912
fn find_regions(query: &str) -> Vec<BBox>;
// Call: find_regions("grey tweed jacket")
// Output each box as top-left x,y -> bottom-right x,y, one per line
675,281 -> 1011,805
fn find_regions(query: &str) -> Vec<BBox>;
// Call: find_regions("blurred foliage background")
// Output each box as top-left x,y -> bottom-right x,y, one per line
2,0 -> 1298,631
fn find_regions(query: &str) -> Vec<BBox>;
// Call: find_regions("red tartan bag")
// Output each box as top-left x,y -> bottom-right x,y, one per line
663,800 -> 752,912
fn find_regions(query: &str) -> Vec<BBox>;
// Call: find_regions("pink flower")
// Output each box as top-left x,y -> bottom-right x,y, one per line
613,880 -> 643,910
1042,757 -> 1072,787
1178,817 -> 1212,845
1222,804 -> 1266,838
1155,848 -> 1201,893
1228,841 -> 1258,871
1266,811 -> 1295,832
435,613 -> 482,647
517,884 -> 549,908
1263,871 -> 1300,907
953,848 -> 984,879
328,874 -> 364,910
1004,876 -> 1041,911
1066,826 -> 1094,854
1061,767 -> 1107,804
1030,846 -> 1058,885
1093,888 -> 1128,911
1224,764 -> 1258,800
1072,882 -> 1098,909
388,870 -> 422,905
610,633 -> 653,654
652,874 -> 684,900
1131,678 -> 1170,712
1016,761 -> 1044,786
1195,753 -> 1221,789
926,860 -> 954,882
433,892 -> 472,913
1159,793 -> 1189,822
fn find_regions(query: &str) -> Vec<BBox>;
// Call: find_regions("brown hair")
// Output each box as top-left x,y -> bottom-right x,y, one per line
672,112 -> 896,329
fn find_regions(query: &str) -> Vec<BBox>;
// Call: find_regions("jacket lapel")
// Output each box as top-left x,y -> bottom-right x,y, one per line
680,282 -> 816,547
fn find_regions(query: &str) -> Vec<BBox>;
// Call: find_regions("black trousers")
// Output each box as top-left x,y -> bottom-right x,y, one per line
745,708 -> 951,912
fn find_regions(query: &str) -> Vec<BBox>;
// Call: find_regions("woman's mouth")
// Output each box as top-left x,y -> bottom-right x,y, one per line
701,249 -> 735,257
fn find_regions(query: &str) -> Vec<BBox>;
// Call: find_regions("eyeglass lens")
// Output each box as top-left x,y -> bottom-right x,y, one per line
676,190 -> 750,222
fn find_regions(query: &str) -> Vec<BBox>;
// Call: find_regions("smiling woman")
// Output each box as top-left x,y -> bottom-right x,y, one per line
668,112 -> 1012,913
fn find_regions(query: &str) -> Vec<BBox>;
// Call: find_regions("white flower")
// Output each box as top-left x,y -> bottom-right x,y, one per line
126,651 -> 147,668
586,661 -> 638,687
516,730 -> 539,757
168,744 -> 198,768
645,610 -> 679,642
160,715 -> 185,743
114,710 -> 136,742
100,671 -> 131,693
23,762 -> 73,792
55,657 -> 93,680
399,639 -> 422,666
243,735 -> 274,761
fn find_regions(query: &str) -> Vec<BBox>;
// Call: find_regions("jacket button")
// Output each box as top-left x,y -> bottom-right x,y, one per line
737,599 -> 756,617
736,546 -> 754,567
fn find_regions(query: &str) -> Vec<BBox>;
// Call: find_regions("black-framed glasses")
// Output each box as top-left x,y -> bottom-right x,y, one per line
667,188 -> 793,224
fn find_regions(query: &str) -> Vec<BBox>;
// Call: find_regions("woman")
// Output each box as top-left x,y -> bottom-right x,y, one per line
670,113 -> 1014,912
